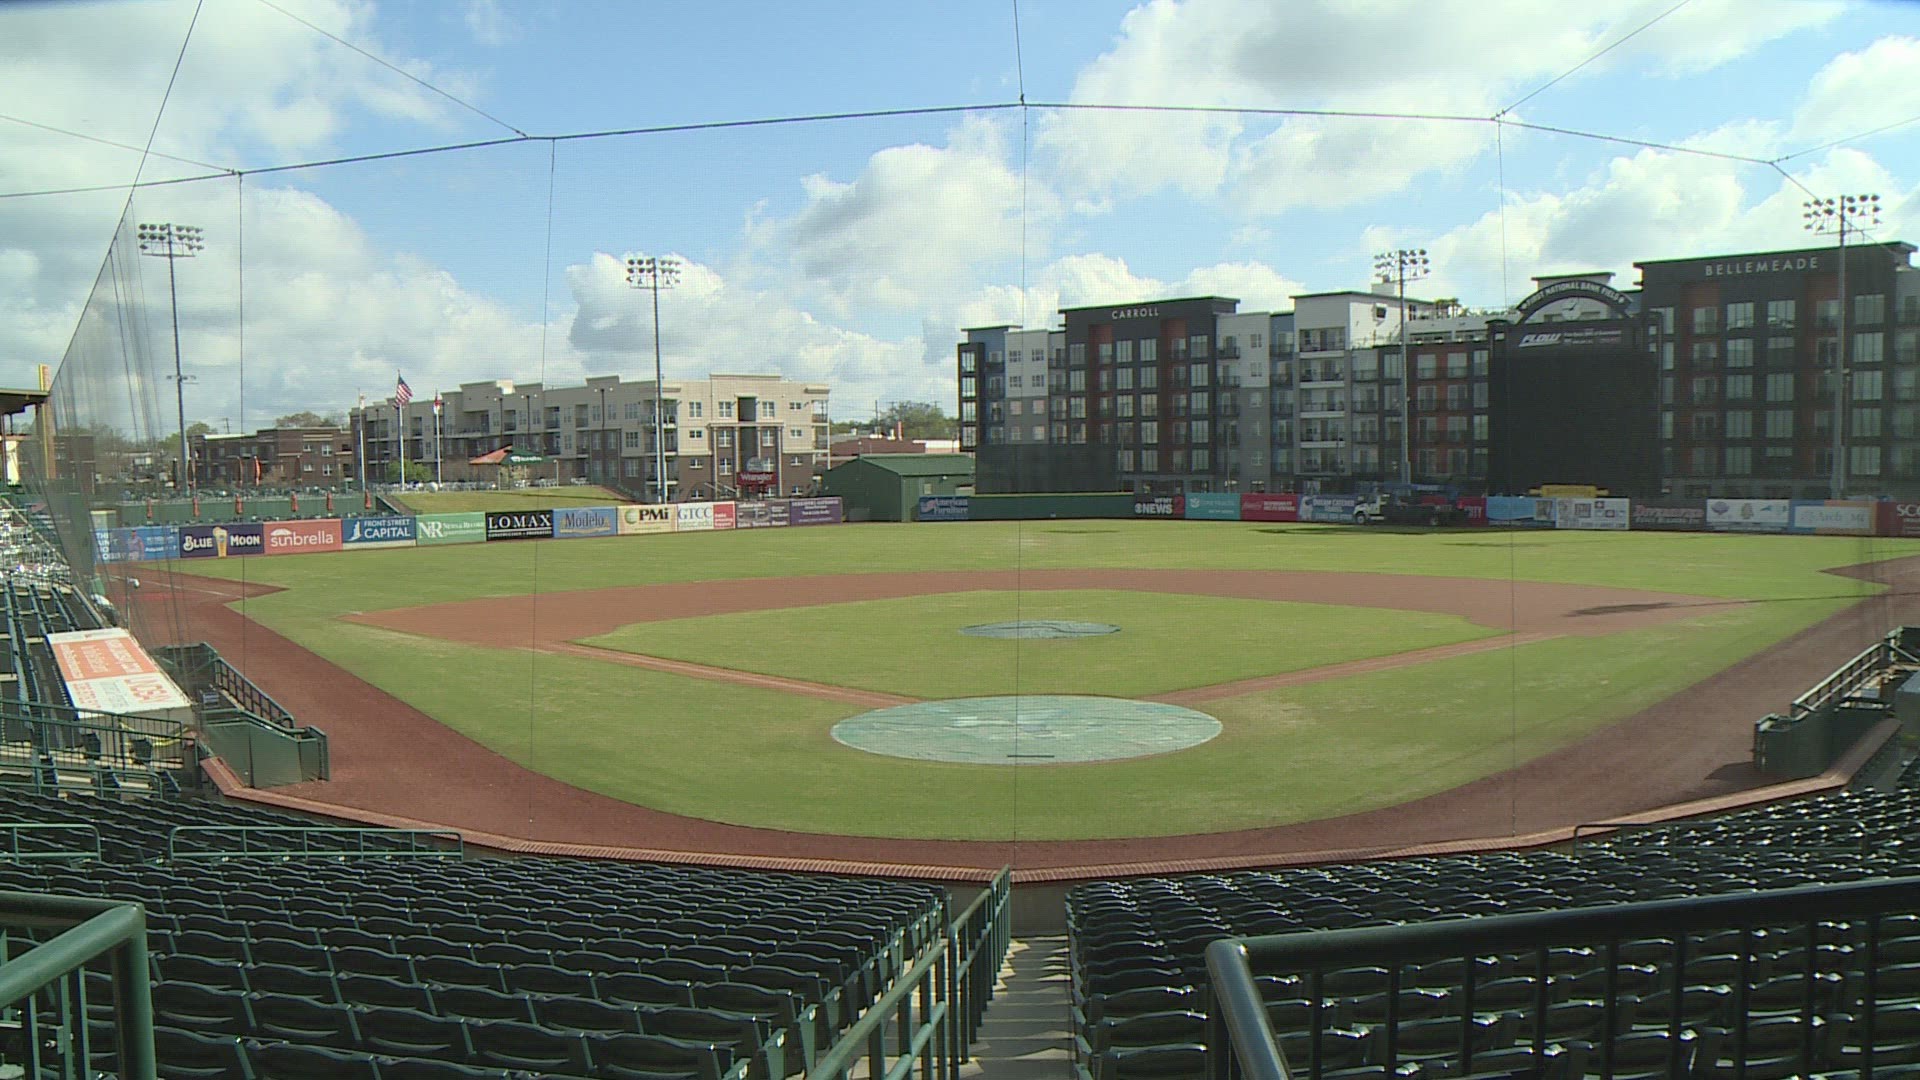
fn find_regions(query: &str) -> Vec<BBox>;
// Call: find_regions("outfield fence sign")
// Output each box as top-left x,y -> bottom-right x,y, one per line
415,512 -> 486,546
787,497 -> 842,526
1554,498 -> 1629,531
736,500 -> 790,528
916,495 -> 969,522
1788,500 -> 1875,536
1183,493 -> 1241,521
617,504 -> 674,535
1298,494 -> 1357,524
1632,502 -> 1706,531
1881,502 -> 1920,538
1240,493 -> 1298,522
180,522 -> 265,559
484,510 -> 552,541
553,506 -> 618,539
1707,498 -> 1790,533
674,501 -> 715,532
264,519 -> 343,555
343,516 -> 417,548
712,501 -> 737,530
1133,495 -> 1182,518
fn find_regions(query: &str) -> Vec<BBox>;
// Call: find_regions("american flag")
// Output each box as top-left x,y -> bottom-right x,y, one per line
394,373 -> 414,407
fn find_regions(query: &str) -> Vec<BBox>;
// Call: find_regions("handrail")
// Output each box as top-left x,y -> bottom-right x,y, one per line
0,891 -> 155,1080
166,825 -> 464,861
0,822 -> 101,861
1790,629 -> 1907,720
1570,815 -> 1872,852
0,696 -> 188,742
1206,873 -> 1920,1080
808,867 -> 1012,1080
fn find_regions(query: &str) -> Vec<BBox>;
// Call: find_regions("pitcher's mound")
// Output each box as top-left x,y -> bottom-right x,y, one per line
831,695 -> 1220,765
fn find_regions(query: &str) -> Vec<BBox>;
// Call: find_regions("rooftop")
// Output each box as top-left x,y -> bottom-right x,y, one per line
835,453 -> 974,477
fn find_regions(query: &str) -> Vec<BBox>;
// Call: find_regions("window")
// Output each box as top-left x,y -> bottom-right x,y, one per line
1854,369 -> 1884,401
1473,383 -> 1489,409
625,430 -> 641,448
1691,306 -> 1718,334
1191,448 -> 1211,471
1851,445 -> 1881,476
1853,407 -> 1882,438
1726,339 -> 1753,367
1472,415 -> 1489,442
1415,353 -> 1438,379
789,427 -> 804,439
1097,369 -> 1113,392
1140,339 -> 1157,364
688,401 -> 704,418
1069,370 -> 1087,392
1766,373 -> 1795,402
1446,353 -> 1468,379
1472,349 -> 1489,377
590,405 -> 601,423
1725,302 -> 1754,330
1692,341 -> 1719,364
1689,447 -> 1715,475
719,457 -> 733,475
1661,411 -> 1675,440
1691,413 -> 1718,439
1724,410 -> 1752,438
1190,364 -> 1210,387
1251,333 -> 1263,350
1856,294 -> 1885,326
1765,410 -> 1793,439
1069,343 -> 1086,366
1854,333 -> 1884,364
1650,307 -> 1675,334
1691,375 -> 1718,402
1816,298 -> 1841,329
688,428 -> 704,441
1140,367 -> 1158,390
1726,374 -> 1753,401
761,401 -> 777,418
1660,342 -> 1676,371
718,401 -> 734,418
1767,337 -> 1796,366
1191,419 -> 1211,443
1352,354 -> 1378,381
1115,340 -> 1133,364
1140,393 -> 1158,414
1069,398 -> 1087,419
761,430 -> 776,446
1117,396 -> 1134,418
1766,299 -> 1795,328
1141,421 -> 1159,445
716,430 -> 732,448
1188,335 -> 1210,359
1446,416 -> 1467,442
1724,447 -> 1753,476
1896,367 -> 1920,402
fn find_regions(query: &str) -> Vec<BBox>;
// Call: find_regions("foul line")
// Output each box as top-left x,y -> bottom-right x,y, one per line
542,641 -> 916,708
1148,631 -> 1562,706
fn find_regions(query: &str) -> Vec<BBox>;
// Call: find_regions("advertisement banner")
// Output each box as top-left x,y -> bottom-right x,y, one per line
674,501 -> 716,532
1788,500 -> 1875,536
343,515 -> 417,548
916,495 -> 970,522
94,530 -> 122,564
47,628 -> 191,718
711,501 -> 737,530
179,522 -> 265,559
484,510 -> 553,541
553,506 -> 618,539
736,499 -> 791,528
128,525 -> 180,562
1554,498 -> 1630,531
1706,498 -> 1790,533
1881,501 -> 1920,538
788,498 -> 843,526
1484,496 -> 1539,523
616,504 -> 675,535
1298,494 -> 1357,524
415,512 -> 486,546
1632,502 -> 1707,531
263,519 -> 343,555
1183,493 -> 1241,521
1132,495 -> 1183,518
1454,497 -> 1488,525
1239,493 -> 1299,522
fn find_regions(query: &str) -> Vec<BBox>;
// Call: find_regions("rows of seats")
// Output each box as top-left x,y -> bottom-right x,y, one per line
0,788 -> 321,861
0,793 -> 943,1079
1067,783 -> 1920,1080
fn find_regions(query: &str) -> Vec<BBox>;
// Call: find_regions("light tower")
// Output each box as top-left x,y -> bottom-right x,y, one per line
1373,248 -> 1430,486
1803,193 -> 1880,498
138,222 -> 205,495
626,256 -> 680,503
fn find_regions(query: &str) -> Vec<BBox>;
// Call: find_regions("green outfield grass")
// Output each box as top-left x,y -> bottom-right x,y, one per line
389,486 -> 628,515
583,590 -> 1497,699
171,522 -> 1920,839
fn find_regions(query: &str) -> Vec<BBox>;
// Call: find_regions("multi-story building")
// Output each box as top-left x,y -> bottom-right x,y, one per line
1636,243 -> 1919,499
192,426 -> 357,488
352,373 -> 831,500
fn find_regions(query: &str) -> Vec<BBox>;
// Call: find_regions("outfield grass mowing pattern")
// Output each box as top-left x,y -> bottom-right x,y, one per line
389,486 -> 630,515
175,522 -> 1920,840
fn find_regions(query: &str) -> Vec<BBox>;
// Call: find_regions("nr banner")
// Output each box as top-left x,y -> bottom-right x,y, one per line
1706,498 -> 1790,533
484,510 -> 553,541
415,512 -> 486,546
553,506 -> 618,539
1183,493 -> 1241,521
180,522 -> 265,559
1788,500 -> 1875,536
263,519 -> 343,555
787,498 -> 842,526
1239,493 -> 1298,522
711,501 -> 737,530
1632,502 -> 1706,531
344,515 -> 417,548
674,501 -> 716,532
617,504 -> 674,535
916,495 -> 969,522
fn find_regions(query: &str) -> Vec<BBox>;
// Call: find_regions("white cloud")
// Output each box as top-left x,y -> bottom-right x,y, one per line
464,0 -> 517,47
1790,35 -> 1920,150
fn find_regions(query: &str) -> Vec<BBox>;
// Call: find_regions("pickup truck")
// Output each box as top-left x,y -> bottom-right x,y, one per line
1352,494 -> 1467,527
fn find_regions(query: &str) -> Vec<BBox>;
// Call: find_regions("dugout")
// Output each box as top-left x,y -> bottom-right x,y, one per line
821,453 -> 974,522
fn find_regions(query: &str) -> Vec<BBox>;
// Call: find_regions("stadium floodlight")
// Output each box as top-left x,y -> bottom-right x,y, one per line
1372,248 -> 1430,487
1803,193 -> 1880,498
138,223 -> 205,497
626,256 -> 680,504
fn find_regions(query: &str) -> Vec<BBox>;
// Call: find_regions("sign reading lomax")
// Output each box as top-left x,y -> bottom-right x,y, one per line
1108,306 -> 1160,320
1702,255 -> 1820,278
484,509 -> 554,541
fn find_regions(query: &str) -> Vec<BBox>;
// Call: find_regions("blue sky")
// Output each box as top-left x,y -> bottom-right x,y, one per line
1,0 -> 1916,431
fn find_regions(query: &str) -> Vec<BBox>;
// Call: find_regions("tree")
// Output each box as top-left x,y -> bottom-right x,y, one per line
874,401 -> 956,441
154,421 -> 214,457
386,460 -> 432,484
276,411 -> 344,428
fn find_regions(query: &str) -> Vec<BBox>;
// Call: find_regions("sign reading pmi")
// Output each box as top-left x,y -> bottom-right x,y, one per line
618,504 -> 674,535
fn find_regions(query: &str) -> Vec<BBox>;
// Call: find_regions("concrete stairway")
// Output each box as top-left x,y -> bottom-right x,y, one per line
960,934 -> 1075,1079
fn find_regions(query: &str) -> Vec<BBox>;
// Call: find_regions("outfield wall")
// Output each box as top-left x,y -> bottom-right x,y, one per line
93,498 -> 843,564
917,493 -> 1917,537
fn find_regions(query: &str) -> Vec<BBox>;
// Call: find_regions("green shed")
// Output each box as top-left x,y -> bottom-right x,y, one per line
822,454 -> 974,522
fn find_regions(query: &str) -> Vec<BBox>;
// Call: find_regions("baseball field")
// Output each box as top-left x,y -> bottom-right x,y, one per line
168,522 -> 1920,843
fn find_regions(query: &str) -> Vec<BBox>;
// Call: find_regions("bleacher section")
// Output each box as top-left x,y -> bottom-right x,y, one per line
0,790 -> 946,1079
1068,785 -> 1920,1079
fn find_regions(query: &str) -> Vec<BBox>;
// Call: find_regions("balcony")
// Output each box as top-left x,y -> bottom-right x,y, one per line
1217,344 -> 1241,359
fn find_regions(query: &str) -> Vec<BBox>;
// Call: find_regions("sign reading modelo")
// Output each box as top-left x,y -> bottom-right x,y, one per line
1706,498 -> 1790,533
343,515 -> 416,548
1132,495 -> 1182,518
553,506 -> 617,539
180,522 -> 265,559
787,498 -> 842,526
1239,493 -> 1298,522
415,512 -> 486,546
484,510 -> 552,541
264,519 -> 343,555
916,495 -> 969,522
674,501 -> 716,532
617,504 -> 674,535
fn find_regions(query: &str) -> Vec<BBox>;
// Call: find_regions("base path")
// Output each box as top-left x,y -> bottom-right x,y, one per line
136,560 -> 1920,880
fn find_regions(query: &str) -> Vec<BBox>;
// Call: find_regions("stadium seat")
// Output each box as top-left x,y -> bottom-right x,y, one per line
598,970 -> 699,1009
533,994 -> 645,1035
412,955 -> 505,992
335,972 -> 436,1013
502,963 -> 598,998
430,985 -> 536,1024
354,1006 -> 473,1061
465,1019 -> 592,1074
156,953 -> 248,991
372,1058 -> 517,1080
330,946 -> 416,981
245,1039 -> 379,1080
246,963 -> 340,1003
151,1025 -> 252,1080
586,1031 -> 733,1080
154,982 -> 255,1036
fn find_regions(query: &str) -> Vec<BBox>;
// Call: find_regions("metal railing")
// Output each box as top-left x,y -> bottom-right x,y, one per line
1571,816 -> 1873,854
1207,874 -> 1920,1080
808,867 -> 1012,1080
156,642 -> 296,728
0,823 -> 100,862
1792,628 -> 1919,721
0,891 -> 155,1080
166,825 -> 463,861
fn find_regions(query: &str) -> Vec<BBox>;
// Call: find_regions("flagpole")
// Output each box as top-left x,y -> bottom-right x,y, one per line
357,392 -> 367,494
398,395 -> 407,489
433,397 -> 443,486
